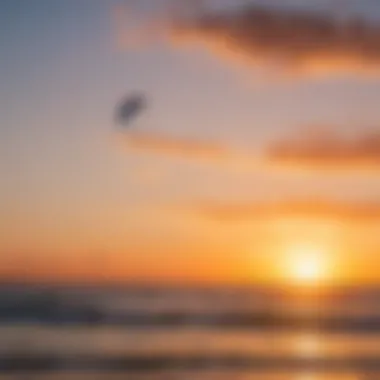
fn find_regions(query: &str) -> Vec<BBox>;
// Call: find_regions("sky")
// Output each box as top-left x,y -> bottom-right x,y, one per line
1,0 -> 380,285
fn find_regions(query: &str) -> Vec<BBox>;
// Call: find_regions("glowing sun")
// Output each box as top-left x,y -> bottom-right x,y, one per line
283,243 -> 328,285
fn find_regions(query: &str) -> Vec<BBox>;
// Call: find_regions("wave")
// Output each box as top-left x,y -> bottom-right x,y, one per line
1,353 -> 380,372
1,286 -> 380,333
5,313 -> 380,333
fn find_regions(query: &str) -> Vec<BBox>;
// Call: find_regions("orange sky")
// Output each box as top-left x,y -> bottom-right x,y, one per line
1,0 -> 380,287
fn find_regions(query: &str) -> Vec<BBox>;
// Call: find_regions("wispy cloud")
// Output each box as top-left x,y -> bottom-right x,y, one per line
265,129 -> 380,169
118,2 -> 380,76
124,131 -> 231,161
189,198 -> 380,222
119,128 -> 380,173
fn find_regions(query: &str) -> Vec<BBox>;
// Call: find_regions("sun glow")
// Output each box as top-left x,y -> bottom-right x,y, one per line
283,243 -> 329,285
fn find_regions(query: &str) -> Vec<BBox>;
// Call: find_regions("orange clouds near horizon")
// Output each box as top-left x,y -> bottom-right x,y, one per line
118,127 -> 380,175
186,197 -> 380,223
0,244 -> 251,287
266,129 -> 380,170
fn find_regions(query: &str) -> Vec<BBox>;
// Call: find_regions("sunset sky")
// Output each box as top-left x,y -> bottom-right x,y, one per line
1,0 -> 380,285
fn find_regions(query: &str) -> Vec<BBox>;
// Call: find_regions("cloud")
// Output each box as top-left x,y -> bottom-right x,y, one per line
265,129 -> 380,169
165,3 -> 380,75
124,131 -> 231,161
121,131 -> 265,171
191,198 -> 380,222
120,128 -> 380,173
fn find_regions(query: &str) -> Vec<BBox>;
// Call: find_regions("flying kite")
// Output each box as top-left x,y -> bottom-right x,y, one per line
115,93 -> 147,127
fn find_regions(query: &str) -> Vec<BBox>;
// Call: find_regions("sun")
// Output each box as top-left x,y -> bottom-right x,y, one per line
283,243 -> 328,285
292,253 -> 323,282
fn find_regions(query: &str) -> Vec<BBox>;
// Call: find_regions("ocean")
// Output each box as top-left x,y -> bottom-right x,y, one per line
0,283 -> 379,380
